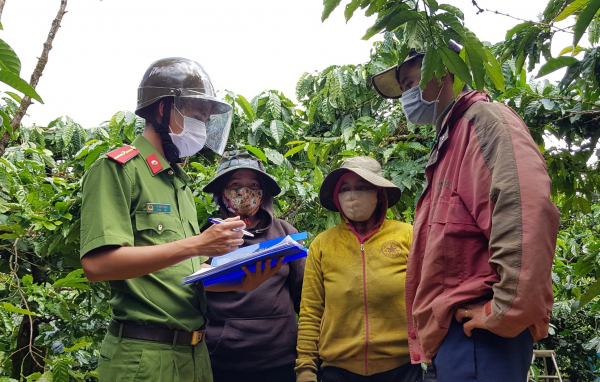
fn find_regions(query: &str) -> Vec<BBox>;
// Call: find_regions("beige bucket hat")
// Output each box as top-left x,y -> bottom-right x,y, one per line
319,156 -> 401,212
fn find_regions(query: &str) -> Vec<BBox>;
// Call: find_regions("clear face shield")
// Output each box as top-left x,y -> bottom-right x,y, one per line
173,92 -> 233,155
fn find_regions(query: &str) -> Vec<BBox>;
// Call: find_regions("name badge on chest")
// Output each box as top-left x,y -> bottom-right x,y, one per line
146,203 -> 171,213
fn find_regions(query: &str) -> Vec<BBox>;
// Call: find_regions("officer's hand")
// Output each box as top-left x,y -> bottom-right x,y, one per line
240,257 -> 284,292
195,216 -> 245,257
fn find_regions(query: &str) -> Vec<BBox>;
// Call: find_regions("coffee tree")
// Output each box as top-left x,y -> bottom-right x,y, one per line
0,0 -> 600,380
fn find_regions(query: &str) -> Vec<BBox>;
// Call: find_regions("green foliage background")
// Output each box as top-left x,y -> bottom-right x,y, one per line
1,0 -> 600,381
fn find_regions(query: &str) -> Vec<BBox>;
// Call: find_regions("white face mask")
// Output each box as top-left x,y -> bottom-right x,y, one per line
169,107 -> 208,157
338,189 -> 378,222
401,84 -> 444,125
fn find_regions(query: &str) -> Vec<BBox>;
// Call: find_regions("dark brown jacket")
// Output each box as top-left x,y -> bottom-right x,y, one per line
204,194 -> 305,371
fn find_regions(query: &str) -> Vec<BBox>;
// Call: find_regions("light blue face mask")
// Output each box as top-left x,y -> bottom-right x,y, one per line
401,84 -> 444,125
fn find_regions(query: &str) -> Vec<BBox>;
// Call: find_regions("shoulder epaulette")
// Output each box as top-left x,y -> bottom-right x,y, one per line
107,145 -> 139,164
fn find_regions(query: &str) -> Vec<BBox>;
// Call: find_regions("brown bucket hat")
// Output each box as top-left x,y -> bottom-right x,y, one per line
371,41 -> 462,99
319,156 -> 401,212
203,150 -> 281,196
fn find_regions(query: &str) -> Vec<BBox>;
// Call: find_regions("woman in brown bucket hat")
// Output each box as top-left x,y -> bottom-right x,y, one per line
296,156 -> 422,382
202,150 -> 305,382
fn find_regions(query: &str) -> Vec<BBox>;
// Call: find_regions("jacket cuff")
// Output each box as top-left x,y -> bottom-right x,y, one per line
481,300 -> 525,338
296,369 -> 318,382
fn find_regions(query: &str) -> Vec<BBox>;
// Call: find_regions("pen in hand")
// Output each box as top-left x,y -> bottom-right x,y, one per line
208,218 -> 254,237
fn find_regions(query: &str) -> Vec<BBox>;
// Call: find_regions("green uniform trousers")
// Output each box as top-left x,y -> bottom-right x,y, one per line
98,332 -> 213,382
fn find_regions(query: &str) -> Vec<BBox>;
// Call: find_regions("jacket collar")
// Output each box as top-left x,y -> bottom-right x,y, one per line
420,90 -> 490,195
443,90 -> 490,131
429,90 -> 490,165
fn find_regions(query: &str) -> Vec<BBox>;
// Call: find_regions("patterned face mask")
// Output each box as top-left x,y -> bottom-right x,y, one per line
222,187 -> 264,223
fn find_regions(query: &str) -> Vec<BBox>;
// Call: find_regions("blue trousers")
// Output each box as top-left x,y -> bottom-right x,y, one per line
432,319 -> 533,382
322,362 -> 423,382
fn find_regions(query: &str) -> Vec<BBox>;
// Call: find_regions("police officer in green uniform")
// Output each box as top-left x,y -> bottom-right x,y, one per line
80,58 -> 282,382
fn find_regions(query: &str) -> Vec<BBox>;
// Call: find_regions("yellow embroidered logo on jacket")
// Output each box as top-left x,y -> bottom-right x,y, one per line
381,240 -> 403,258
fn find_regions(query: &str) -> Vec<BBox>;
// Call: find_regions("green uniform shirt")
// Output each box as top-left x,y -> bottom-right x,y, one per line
80,135 -> 207,332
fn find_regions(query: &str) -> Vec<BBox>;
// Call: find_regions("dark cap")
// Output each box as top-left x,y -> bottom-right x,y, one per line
371,41 -> 462,99
203,150 -> 281,196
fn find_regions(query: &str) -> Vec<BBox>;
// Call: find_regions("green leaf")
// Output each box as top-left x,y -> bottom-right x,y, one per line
540,98 -> 556,110
242,145 -> 268,163
2,302 -> 38,316
555,0 -> 588,22
344,0 -> 361,21
314,165 -> 324,188
123,121 -> 135,143
0,108 -> 12,135
22,274 -> 33,286
235,95 -> 256,121
53,299 -> 71,321
466,48 -> 485,92
420,47 -> 438,89
326,211 -> 341,229
53,360 -> 70,382
322,0 -> 342,21
434,12 -> 465,33
0,39 -> 21,74
38,371 -> 53,382
62,119 -> 77,148
263,148 -> 284,165
384,11 -> 423,33
0,70 -> 43,103
270,120 -> 284,144
249,118 -> 264,133
536,57 -> 579,78
453,75 -> 464,96
43,221 -> 57,231
63,341 -> 93,353
268,92 -> 282,119
361,8 -> 400,40
438,4 -> 464,19
505,22 -> 532,40
484,49 -> 505,91
439,47 -> 472,85
573,0 -> 600,47
307,141 -> 316,165
515,51 -> 526,76
558,45 -> 585,57
5,91 -> 21,104
286,140 -> 306,145
283,143 -> 306,158
84,143 -> 108,170
579,278 -> 600,309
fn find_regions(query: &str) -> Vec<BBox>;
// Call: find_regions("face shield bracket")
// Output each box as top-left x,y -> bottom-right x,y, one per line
147,97 -> 181,163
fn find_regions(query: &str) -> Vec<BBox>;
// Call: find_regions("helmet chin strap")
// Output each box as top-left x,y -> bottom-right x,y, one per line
148,97 -> 181,163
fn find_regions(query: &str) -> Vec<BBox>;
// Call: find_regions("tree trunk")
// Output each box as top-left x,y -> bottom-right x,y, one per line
0,0 -> 68,158
0,0 -> 6,21
10,318 -> 44,380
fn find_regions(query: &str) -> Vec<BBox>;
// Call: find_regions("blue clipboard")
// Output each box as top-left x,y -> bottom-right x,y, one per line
182,232 -> 308,286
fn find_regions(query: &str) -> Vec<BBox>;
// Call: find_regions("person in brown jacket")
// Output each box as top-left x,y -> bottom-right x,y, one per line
202,150 -> 305,382
372,42 -> 560,381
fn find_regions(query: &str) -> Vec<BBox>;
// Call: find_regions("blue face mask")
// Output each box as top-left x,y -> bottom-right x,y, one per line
401,84 -> 444,125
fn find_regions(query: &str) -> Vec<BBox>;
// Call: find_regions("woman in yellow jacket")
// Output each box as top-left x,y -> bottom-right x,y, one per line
296,156 -> 422,382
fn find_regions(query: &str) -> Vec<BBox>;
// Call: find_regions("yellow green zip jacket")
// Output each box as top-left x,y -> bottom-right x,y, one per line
295,218 -> 412,381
